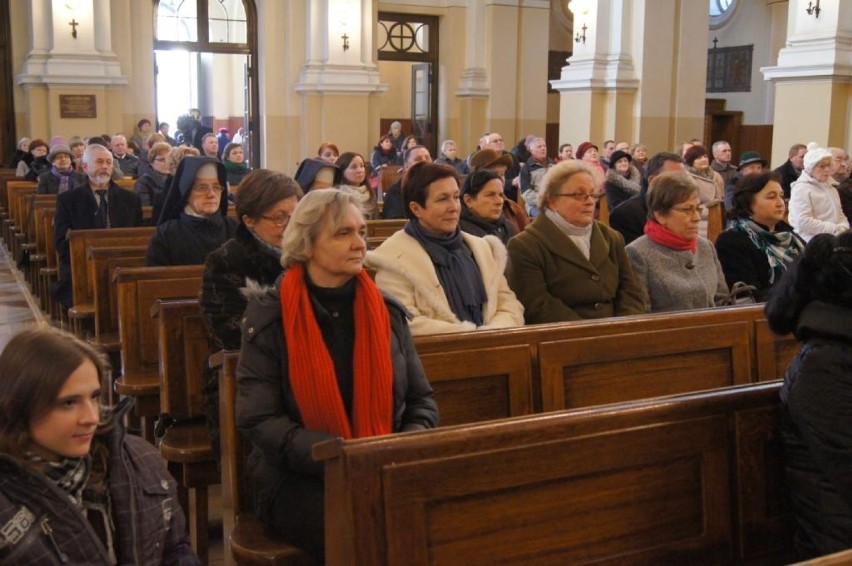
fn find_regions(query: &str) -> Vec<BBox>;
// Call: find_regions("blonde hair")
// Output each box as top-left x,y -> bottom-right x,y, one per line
281,188 -> 365,269
537,160 -> 595,211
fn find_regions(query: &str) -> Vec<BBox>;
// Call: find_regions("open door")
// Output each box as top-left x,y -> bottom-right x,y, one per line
411,63 -> 433,155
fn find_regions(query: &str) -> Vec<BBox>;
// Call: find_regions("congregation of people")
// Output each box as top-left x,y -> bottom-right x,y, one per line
6,114 -> 852,562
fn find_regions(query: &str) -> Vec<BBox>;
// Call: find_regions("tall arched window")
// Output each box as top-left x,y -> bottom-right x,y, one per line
153,0 -> 260,166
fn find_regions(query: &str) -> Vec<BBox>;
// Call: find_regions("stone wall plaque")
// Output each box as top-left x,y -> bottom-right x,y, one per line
59,95 -> 97,118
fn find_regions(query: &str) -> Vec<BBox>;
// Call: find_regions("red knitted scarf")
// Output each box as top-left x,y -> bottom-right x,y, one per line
644,219 -> 697,252
280,263 -> 393,439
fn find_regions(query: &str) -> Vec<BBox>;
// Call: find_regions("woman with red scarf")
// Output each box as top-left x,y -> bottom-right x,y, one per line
235,188 -> 438,561
625,171 -> 729,312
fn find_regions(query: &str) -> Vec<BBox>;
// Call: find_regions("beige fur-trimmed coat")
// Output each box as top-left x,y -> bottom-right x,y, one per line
366,230 -> 525,336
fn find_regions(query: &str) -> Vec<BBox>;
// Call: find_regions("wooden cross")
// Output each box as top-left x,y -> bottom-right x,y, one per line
70,19 -> 79,39
712,36 -> 718,49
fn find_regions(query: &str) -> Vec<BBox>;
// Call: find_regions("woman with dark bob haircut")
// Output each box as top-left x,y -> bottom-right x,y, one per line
236,188 -> 438,560
0,326 -> 197,564
766,231 -> 852,559
715,172 -> 804,301
337,151 -> 377,218
367,162 -> 524,335
459,168 -> 517,244
626,171 -> 728,312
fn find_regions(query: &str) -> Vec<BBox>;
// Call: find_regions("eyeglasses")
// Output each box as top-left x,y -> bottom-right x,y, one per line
153,157 -> 167,162
671,205 -> 705,216
191,184 -> 224,195
260,214 -> 291,227
554,192 -> 604,202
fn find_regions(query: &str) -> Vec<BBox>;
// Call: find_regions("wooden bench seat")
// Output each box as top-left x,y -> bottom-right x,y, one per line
113,265 -> 203,441
316,381 -> 794,565
67,226 -> 155,336
213,351 -> 317,565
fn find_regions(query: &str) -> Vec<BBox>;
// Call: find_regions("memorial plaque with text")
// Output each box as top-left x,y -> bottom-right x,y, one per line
59,95 -> 97,119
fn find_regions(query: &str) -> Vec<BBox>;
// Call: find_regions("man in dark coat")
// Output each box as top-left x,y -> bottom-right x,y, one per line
773,143 -> 806,199
111,134 -> 140,177
51,144 -> 144,309
381,145 -> 431,219
609,152 -> 685,245
147,156 -> 238,266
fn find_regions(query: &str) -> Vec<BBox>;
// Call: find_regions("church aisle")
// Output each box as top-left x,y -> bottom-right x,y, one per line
0,245 -> 45,349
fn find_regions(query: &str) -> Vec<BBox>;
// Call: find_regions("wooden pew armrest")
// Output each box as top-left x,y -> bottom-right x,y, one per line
68,303 -> 95,319
160,423 -> 215,463
230,514 -> 316,565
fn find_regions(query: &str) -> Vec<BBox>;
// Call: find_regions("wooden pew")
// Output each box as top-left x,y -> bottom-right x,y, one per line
366,218 -> 407,238
115,178 -> 136,190
113,265 -> 204,441
0,168 -> 18,215
316,381 -> 794,565
411,305 -> 795,420
213,350 -> 319,566
598,192 -> 610,225
6,181 -> 37,261
23,195 -> 57,294
88,245 -> 148,351
379,167 -> 402,198
39,207 -> 61,321
66,226 -> 155,335
155,298 -> 219,564
707,201 -> 725,243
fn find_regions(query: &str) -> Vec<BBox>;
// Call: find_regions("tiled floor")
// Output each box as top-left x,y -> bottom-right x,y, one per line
0,245 -> 44,348
0,245 -> 227,565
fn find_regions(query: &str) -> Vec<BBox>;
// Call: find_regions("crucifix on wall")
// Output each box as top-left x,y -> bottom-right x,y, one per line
69,19 -> 79,39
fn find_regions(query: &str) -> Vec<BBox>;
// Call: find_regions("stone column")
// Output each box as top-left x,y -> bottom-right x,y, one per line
294,0 -> 387,158
762,0 -> 852,165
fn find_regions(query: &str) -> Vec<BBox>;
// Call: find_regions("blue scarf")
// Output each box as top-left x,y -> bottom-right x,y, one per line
404,220 -> 487,326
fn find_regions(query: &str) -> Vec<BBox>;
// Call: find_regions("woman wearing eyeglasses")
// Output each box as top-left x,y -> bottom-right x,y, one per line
625,171 -> 729,312
134,142 -> 173,211
147,156 -> 239,266
201,169 -> 303,351
506,160 -> 644,323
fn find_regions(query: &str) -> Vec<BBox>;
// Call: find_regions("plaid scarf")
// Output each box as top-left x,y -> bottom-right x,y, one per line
732,218 -> 805,284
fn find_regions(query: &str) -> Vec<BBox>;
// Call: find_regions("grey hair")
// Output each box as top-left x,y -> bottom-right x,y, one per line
441,139 -> 457,153
526,136 -> 545,149
110,134 -> 126,144
280,188 -> 366,269
82,144 -> 112,165
537,160 -> 595,211
711,140 -> 730,154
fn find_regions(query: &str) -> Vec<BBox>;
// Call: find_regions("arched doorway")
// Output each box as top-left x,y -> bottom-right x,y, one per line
153,0 -> 260,166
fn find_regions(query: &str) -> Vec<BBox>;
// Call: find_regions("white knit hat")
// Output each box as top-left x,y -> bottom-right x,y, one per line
803,141 -> 833,173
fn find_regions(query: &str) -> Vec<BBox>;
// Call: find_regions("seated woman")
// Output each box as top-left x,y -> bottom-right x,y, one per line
317,142 -> 339,164
460,169 -> 517,244
625,171 -> 729,312
294,157 -> 340,193
236,188 -> 438,561
370,135 -> 399,178
222,142 -> 251,188
766,232 -> 852,560
789,142 -> 850,242
201,169 -> 302,351
36,144 -> 85,194
367,162 -> 525,336
604,149 -> 642,210
134,141 -> 172,209
506,160 -> 644,323
715,172 -> 804,301
147,156 -> 239,266
630,143 -> 648,173
336,151 -> 377,219
16,138 -> 49,179
0,326 -> 197,564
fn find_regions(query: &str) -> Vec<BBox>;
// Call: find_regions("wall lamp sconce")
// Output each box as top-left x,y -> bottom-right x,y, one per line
806,0 -> 821,18
568,0 -> 592,45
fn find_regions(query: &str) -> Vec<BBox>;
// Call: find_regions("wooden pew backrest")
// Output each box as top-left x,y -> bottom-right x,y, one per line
317,381 -> 794,565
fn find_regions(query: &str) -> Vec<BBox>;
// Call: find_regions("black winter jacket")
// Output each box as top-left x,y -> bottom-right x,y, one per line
0,401 -> 198,565
235,276 -> 438,518
780,301 -> 852,559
